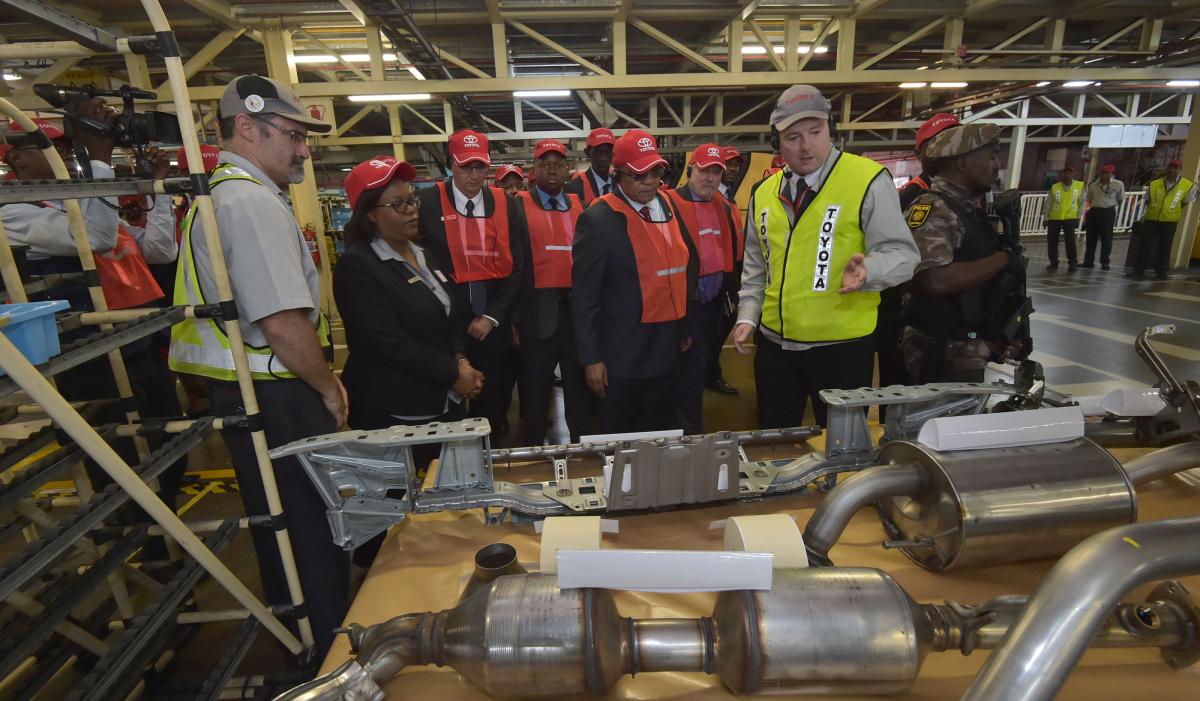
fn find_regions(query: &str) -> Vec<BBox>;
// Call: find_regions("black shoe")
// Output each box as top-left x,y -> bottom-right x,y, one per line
707,378 -> 739,395
1079,263 -> 1094,269
1046,263 -> 1058,270
1101,265 -> 1110,271
1068,264 -> 1078,272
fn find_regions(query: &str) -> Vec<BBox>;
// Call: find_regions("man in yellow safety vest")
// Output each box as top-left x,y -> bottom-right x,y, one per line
1043,165 -> 1084,272
1132,159 -> 1195,280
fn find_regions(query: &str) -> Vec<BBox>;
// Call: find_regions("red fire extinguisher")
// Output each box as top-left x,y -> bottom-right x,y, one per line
302,222 -> 321,267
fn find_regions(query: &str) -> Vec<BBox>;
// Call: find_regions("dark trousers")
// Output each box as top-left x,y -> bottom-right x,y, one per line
706,298 -> 737,386
1046,220 -> 1078,265
1083,207 -> 1116,267
519,311 -> 592,444
464,323 -> 513,434
754,332 -> 875,428
673,297 -> 720,435
599,375 -> 677,434
209,379 -> 349,661
874,288 -> 908,422
1135,220 -> 1179,276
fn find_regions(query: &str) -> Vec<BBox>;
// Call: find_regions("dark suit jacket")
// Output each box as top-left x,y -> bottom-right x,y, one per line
333,242 -> 465,428
564,168 -> 609,205
515,187 -> 581,341
416,181 -> 528,344
572,187 -> 698,380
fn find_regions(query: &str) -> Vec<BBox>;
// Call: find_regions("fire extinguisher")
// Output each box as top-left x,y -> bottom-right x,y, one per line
302,222 -> 321,267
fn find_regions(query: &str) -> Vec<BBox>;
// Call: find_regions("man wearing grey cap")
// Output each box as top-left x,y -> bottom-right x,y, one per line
731,85 -> 918,429
901,123 -> 1031,384
169,74 -> 349,657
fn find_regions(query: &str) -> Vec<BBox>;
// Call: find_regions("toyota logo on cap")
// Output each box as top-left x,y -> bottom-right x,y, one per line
707,147 -> 720,156
637,137 -> 654,151
463,134 -> 480,147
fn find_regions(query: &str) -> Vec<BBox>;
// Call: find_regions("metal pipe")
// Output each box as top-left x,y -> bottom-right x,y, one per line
631,619 -> 708,673
1083,419 -> 1142,448
802,462 -> 925,566
962,517 -> 1200,701
459,543 -> 526,604
488,426 -> 821,462
1122,442 -> 1200,485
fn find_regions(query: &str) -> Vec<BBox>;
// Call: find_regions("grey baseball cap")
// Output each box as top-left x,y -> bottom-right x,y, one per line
769,84 -> 831,130
218,74 -> 331,134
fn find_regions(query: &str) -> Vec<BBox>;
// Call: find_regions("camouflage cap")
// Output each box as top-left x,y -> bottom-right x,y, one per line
923,123 -> 1000,160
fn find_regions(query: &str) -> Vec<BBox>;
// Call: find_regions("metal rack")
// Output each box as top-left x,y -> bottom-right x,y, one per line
0,0 -> 321,697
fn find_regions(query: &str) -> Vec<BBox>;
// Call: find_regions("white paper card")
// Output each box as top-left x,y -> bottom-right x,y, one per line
556,550 -> 773,592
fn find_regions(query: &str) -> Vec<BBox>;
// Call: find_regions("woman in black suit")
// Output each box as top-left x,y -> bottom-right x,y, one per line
335,156 -> 485,565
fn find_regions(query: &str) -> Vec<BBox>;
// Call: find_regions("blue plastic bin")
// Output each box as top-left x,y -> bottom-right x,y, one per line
0,300 -> 70,375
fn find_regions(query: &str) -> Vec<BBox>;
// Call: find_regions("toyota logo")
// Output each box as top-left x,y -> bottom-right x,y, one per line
463,135 -> 480,146
707,147 -> 720,156
369,159 -> 390,168
637,137 -> 654,151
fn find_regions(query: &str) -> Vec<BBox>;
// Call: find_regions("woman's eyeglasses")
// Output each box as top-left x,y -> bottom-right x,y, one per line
376,197 -> 421,212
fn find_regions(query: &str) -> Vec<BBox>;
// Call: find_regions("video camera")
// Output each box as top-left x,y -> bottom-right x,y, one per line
32,83 -> 182,148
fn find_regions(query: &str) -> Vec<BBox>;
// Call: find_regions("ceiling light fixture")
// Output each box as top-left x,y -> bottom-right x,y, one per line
899,82 -> 928,88
1166,80 -> 1199,87
1035,81 -> 1051,87
930,82 -> 968,88
290,53 -> 399,64
741,45 -> 828,55
1,71 -> 20,81
1062,80 -> 1095,88
348,93 -> 432,102
513,90 -> 571,98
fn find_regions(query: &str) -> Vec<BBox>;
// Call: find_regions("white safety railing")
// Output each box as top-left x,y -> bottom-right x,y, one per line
1017,190 -> 1146,236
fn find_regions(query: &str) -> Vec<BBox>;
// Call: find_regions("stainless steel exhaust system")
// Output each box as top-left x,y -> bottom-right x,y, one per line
804,438 -> 1200,570
963,516 -> 1200,701
274,544 -> 1199,699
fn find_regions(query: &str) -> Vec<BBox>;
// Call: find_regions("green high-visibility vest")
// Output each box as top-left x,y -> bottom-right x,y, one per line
1047,180 -> 1084,221
169,163 -> 331,381
755,152 -> 881,343
1145,176 -> 1194,223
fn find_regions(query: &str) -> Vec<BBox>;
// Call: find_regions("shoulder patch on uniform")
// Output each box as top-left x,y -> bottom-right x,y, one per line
907,203 -> 932,228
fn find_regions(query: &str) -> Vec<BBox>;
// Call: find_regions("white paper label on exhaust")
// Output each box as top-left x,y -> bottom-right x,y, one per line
916,405 -> 1085,451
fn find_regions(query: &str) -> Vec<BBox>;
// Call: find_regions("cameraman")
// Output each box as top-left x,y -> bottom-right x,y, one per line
0,101 -> 186,516
901,123 -> 1031,384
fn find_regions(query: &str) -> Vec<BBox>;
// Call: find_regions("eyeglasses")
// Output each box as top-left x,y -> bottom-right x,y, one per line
619,168 -> 664,184
253,116 -> 312,146
375,197 -> 421,212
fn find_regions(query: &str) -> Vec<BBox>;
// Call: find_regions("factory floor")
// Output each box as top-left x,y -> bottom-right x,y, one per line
148,234 -> 1200,696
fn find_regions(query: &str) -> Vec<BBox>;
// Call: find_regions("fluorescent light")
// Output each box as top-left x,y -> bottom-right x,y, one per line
1,71 -> 20,81
1166,80 -> 1200,87
915,65 -> 929,71
348,93 -> 431,102
899,82 -> 928,88
1062,80 -> 1095,88
341,167 -> 353,171
1035,81 -> 1051,87
408,66 -> 426,80
290,52 -> 399,64
930,82 -> 968,88
741,45 -> 828,55
513,90 -> 571,98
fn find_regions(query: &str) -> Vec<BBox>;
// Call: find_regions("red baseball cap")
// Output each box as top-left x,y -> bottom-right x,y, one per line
2,118 -> 66,161
586,128 -> 615,149
533,138 -> 568,159
177,144 -> 220,174
448,129 -> 491,166
613,130 -> 666,174
915,113 -> 961,152
722,145 -> 743,163
343,155 -> 418,210
494,163 -> 525,182
118,194 -> 145,207
1168,159 -> 1182,167
1101,164 -> 1116,173
690,143 -> 726,171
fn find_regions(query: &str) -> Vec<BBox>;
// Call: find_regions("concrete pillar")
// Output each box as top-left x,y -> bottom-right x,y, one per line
1170,94 -> 1200,266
